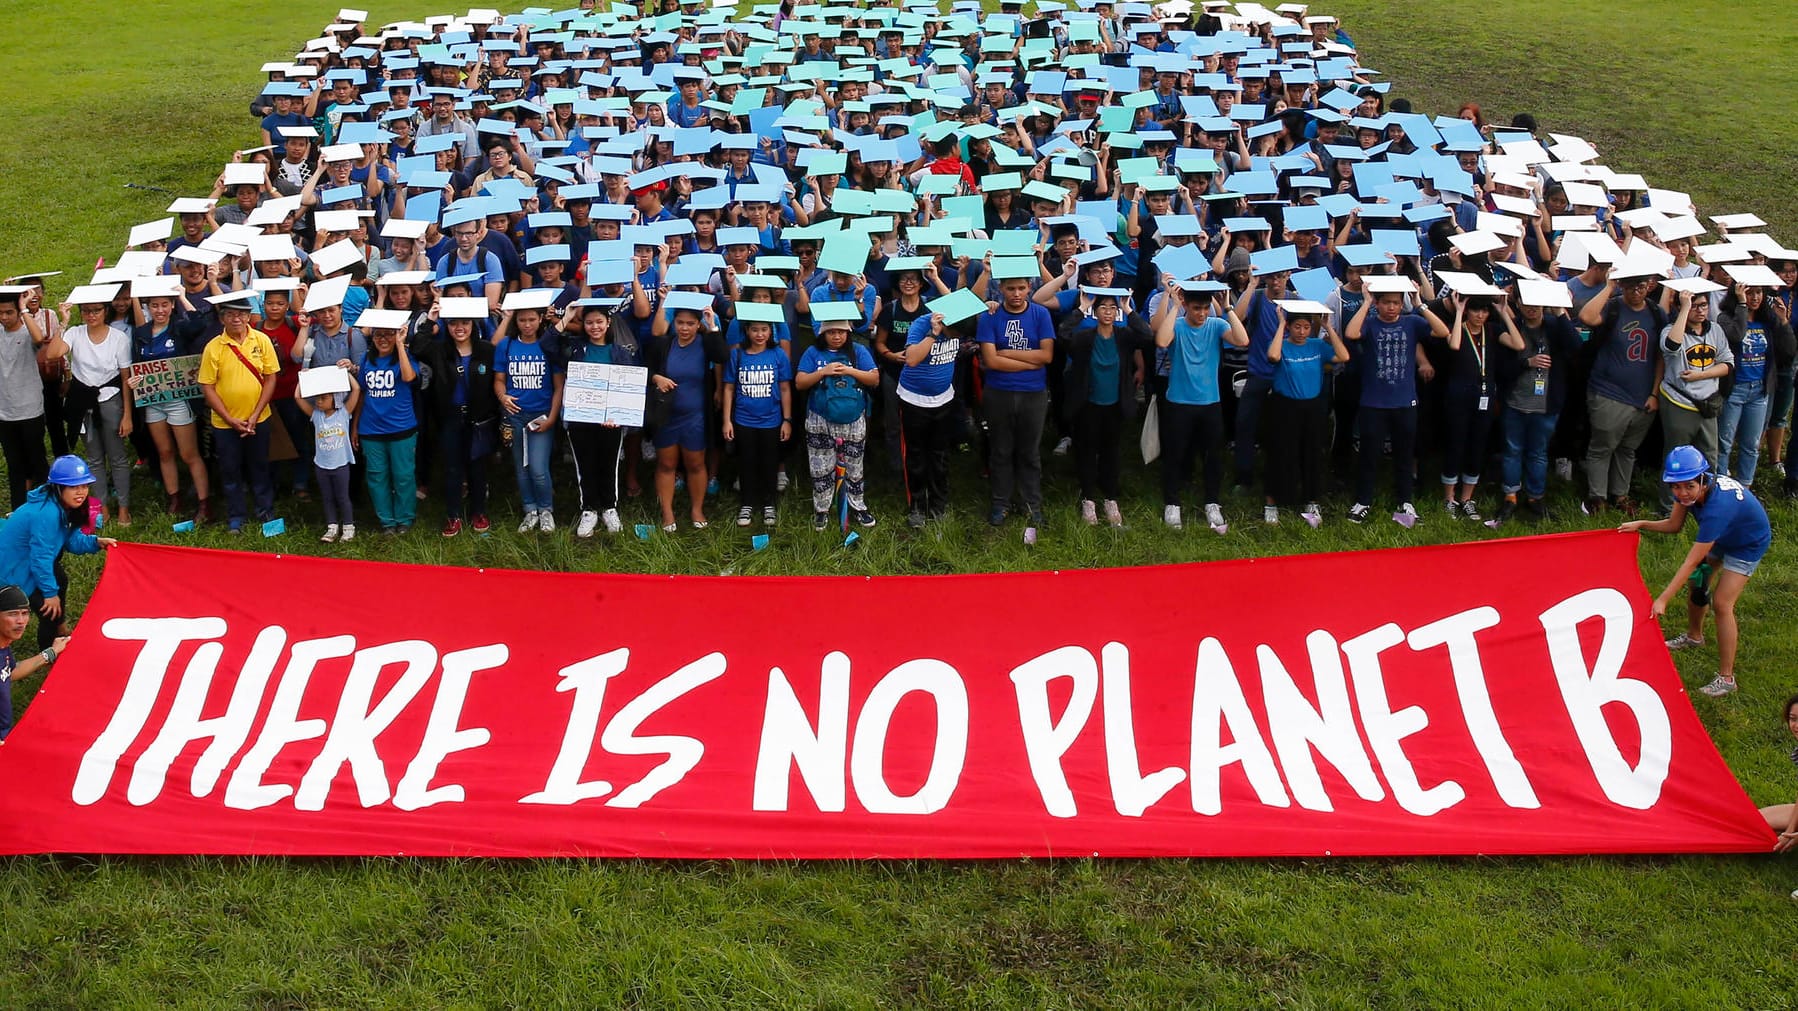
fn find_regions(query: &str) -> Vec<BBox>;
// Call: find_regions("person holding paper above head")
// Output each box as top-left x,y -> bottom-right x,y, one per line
1060,289 -> 1153,527
355,312 -> 421,535
1434,292 -> 1523,522
1155,277 -> 1247,532
494,304 -> 565,533
1716,281 -> 1795,486
59,284 -> 135,528
1654,288 -> 1733,513
128,286 -> 212,522
296,367 -> 360,542
1263,302 -> 1349,527
198,291 -> 280,534
1344,278 -> 1451,527
722,315 -> 794,529
560,304 -> 629,539
1492,281 -> 1582,525
977,274 -> 1056,532
1577,266 -> 1670,517
1620,446 -> 1770,698
647,305 -> 727,533
424,302 -> 499,538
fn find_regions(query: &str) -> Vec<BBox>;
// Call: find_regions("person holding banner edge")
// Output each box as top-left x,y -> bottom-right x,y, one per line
1619,445 -> 1771,698
0,583 -> 70,741
0,456 -> 119,650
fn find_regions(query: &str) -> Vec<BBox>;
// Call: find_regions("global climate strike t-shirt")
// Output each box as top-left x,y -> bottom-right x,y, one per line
726,346 -> 793,429
496,337 -> 560,416
898,327 -> 959,407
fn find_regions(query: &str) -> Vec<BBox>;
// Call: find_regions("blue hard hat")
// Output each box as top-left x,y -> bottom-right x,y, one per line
1662,445 -> 1710,483
46,455 -> 95,486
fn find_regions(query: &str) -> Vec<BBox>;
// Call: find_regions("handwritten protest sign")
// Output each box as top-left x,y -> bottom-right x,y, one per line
564,362 -> 648,427
128,354 -> 201,407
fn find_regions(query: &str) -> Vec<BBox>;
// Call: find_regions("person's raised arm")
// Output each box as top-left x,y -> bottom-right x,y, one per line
1496,299 -> 1526,351
1221,302 -> 1249,347
1324,320 -> 1350,364
1418,299 -> 1451,338
904,314 -> 942,366
395,331 -> 418,383
1578,275 -> 1616,328
1445,294 -> 1465,350
1267,307 -> 1286,363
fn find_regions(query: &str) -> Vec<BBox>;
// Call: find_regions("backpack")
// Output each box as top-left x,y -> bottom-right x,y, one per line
813,350 -> 867,424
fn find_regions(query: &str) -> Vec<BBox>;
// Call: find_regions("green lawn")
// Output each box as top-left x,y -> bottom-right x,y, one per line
5,1 -> 1798,1005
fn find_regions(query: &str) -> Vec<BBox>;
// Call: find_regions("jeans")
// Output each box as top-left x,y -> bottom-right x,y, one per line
315,464 -> 353,526
271,398 -> 313,493
1501,409 -> 1558,498
1770,361 -> 1797,432
362,433 -> 418,528
983,387 -> 1048,514
508,417 -> 555,513
1718,380 -> 1769,484
213,423 -> 273,524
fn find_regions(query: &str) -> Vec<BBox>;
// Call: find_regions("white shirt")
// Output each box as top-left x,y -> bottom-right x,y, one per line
66,322 -> 132,399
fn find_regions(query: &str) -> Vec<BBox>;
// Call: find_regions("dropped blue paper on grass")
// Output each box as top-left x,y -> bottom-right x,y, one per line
171,520 -> 195,533
261,518 -> 285,537
634,524 -> 653,541
751,534 -> 770,550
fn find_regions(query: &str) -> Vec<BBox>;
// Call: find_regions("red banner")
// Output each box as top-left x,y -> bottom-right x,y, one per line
0,535 -> 1769,857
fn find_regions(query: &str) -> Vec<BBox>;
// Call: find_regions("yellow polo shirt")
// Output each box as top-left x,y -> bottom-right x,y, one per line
197,329 -> 280,429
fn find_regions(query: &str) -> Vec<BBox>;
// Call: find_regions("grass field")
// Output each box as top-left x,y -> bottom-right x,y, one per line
5,0 -> 1798,1005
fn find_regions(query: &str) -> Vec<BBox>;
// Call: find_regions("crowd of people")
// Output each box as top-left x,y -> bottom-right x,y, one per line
0,3 -> 1786,721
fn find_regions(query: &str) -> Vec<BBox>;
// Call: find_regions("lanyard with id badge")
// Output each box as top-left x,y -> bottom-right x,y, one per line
1469,328 -> 1491,411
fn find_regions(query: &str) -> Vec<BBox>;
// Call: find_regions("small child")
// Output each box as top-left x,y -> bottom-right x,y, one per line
298,374 -> 361,542
1264,305 -> 1349,526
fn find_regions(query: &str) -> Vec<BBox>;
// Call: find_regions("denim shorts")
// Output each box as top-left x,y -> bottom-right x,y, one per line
144,398 -> 195,425
1720,553 -> 1763,577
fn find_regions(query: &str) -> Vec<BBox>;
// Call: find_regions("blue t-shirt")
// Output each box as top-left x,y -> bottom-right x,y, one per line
726,346 -> 793,429
434,249 -> 505,291
666,338 -> 708,418
1360,312 -> 1431,409
496,337 -> 560,416
1088,332 -> 1121,406
311,406 -> 354,469
898,326 -> 959,407
1240,291 -> 1282,379
1738,322 -> 1769,387
799,343 -> 876,418
357,354 -> 418,436
1273,336 -> 1329,400
1588,299 -> 1663,407
1167,316 -> 1228,406
976,304 -> 1054,392
1692,476 -> 1771,562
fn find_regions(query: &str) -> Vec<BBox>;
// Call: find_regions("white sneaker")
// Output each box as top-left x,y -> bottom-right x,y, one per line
517,510 -> 540,533
538,512 -> 556,533
1053,435 -> 1073,456
1699,674 -> 1738,697
576,510 -> 599,538
776,470 -> 790,492
1163,504 -> 1183,529
320,524 -> 339,543
340,524 -> 356,542
602,508 -> 622,534
1263,504 -> 1279,525
1665,633 -> 1705,651
1205,502 -> 1226,531
763,506 -> 777,526
1079,499 -> 1098,525
737,505 -> 754,527
1103,500 -> 1122,527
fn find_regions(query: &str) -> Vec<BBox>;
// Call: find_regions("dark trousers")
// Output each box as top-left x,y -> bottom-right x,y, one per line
0,416 -> 49,511
315,464 -> 353,525
1440,388 -> 1493,486
1159,400 -> 1226,506
41,374 -> 70,457
213,423 -> 273,524
1265,392 -> 1328,507
984,387 -> 1048,513
438,413 -> 489,521
27,557 -> 69,650
900,398 -> 957,517
1073,402 -> 1122,501
271,398 -> 313,493
735,424 -> 782,510
568,422 -> 624,513
1232,373 -> 1273,485
1355,405 -> 1417,506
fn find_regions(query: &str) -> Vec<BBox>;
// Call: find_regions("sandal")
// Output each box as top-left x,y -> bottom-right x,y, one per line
661,522 -> 678,534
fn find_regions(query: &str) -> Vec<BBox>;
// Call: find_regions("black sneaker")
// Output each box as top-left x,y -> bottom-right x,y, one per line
1492,499 -> 1517,525
1580,496 -> 1605,516
813,511 -> 829,531
907,510 -> 927,529
1522,497 -> 1547,520
855,509 -> 877,528
1347,503 -> 1371,524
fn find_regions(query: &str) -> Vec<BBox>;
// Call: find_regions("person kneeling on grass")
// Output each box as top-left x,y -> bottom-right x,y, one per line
0,584 -> 70,741
1619,445 -> 1770,698
796,316 -> 879,531
296,373 -> 360,542
0,457 -> 119,651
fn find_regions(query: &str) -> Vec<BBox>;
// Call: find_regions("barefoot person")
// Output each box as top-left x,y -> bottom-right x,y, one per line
1619,445 -> 1771,697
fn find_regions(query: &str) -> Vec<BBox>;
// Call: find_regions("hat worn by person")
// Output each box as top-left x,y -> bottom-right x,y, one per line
47,455 -> 96,487
1225,248 -> 1252,274
0,585 -> 28,613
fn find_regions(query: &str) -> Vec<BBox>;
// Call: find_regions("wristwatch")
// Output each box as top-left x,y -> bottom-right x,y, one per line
39,647 -> 56,667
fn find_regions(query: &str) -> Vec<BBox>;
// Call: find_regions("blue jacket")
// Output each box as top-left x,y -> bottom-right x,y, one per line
0,485 -> 100,598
